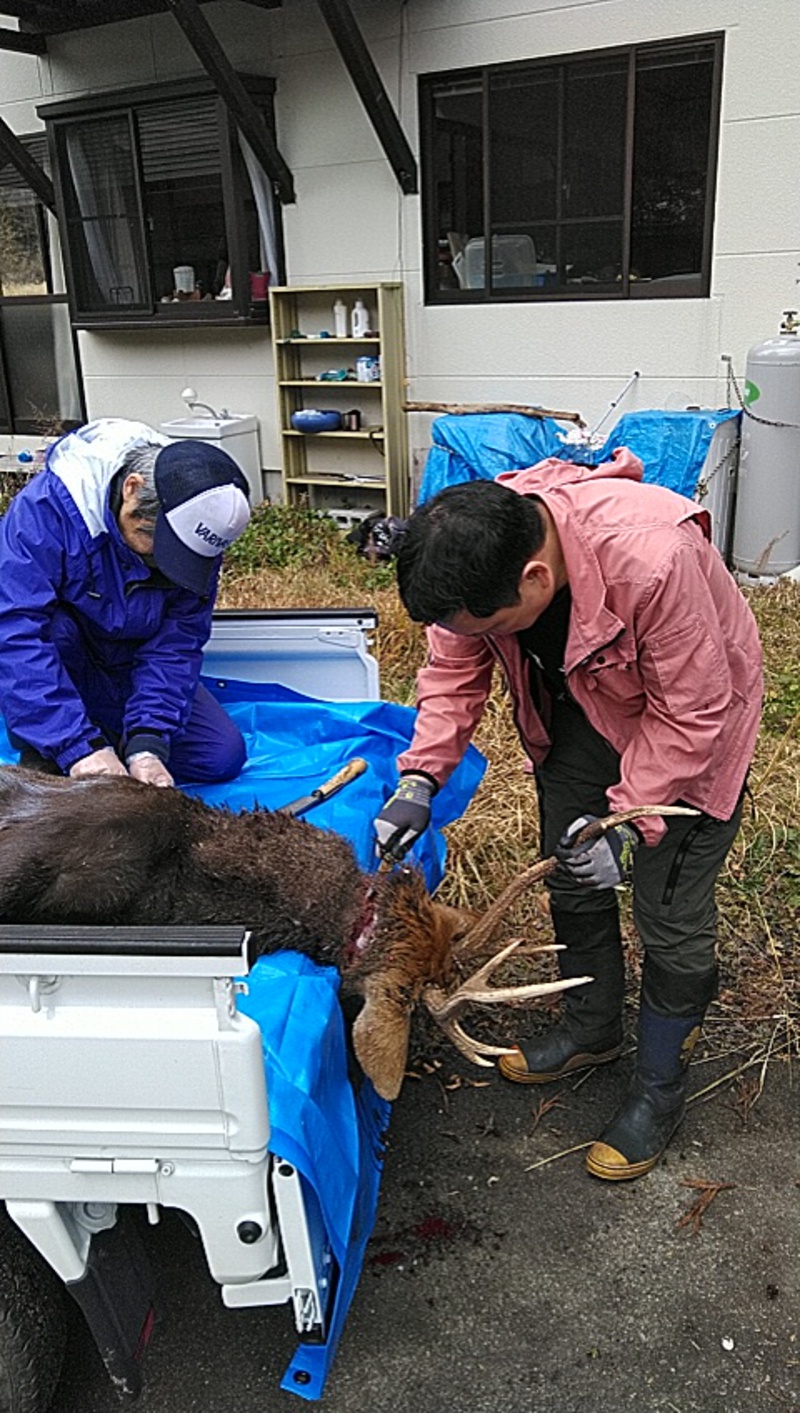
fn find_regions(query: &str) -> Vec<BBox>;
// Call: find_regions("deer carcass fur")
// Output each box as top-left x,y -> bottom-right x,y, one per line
0,767 -> 489,1099
0,767 -> 693,1099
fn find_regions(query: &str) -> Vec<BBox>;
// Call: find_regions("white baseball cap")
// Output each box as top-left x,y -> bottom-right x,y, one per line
153,441 -> 251,594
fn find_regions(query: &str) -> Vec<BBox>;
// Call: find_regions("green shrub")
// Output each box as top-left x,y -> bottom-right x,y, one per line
224,501 -> 340,571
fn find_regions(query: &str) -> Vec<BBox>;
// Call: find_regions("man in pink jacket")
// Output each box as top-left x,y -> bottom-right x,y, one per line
374,450 -> 762,1181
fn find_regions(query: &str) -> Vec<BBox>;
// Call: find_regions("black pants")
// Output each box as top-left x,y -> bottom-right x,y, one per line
535,697 -> 743,988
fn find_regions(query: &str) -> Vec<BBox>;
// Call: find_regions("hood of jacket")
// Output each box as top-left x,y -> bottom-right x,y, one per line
496,445 -> 645,496
46,418 -> 170,540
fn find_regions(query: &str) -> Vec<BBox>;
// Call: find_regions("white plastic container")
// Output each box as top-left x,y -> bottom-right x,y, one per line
351,299 -> 370,338
333,299 -> 348,337
355,356 -> 380,383
173,265 -> 195,293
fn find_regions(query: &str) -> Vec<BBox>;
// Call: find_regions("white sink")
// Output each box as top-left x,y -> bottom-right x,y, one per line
160,414 -> 257,438
158,413 -> 263,504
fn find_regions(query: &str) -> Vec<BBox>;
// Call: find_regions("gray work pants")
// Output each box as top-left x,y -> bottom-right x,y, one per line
535,696 -> 744,991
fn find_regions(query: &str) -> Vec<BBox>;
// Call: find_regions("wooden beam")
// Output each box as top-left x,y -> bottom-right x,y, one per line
0,116 -> 56,212
403,401 -> 587,428
162,0 -> 295,203
0,27 -> 47,53
315,0 -> 417,195
0,1 -> 60,24
8,1 -> 281,39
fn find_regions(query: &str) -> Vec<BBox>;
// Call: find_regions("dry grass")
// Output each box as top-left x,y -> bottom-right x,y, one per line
218,540 -> 800,1067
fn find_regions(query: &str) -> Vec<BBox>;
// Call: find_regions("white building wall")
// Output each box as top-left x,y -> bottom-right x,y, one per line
0,0 -> 798,479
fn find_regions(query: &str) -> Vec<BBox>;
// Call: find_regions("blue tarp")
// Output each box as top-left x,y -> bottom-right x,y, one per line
184,678 -> 486,894
598,409 -> 741,499
417,407 -> 741,506
0,683 -> 486,1400
236,952 -> 384,1400
418,412 -> 567,503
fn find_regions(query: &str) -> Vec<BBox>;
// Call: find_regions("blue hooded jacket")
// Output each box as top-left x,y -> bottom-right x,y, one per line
0,419 -> 218,772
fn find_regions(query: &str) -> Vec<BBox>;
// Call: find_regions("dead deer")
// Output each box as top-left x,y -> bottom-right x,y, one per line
0,765 -> 692,1100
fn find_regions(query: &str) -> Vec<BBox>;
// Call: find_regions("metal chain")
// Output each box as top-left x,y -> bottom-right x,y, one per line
693,432 -> 740,504
724,356 -> 800,429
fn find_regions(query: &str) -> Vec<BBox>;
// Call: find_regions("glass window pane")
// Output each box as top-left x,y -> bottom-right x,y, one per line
528,225 -> 558,290
0,194 -> 48,296
631,44 -> 715,285
240,116 -> 281,292
0,350 -> 10,433
1,301 -> 82,434
138,97 -> 229,303
428,78 -> 484,291
60,115 -> 150,310
562,221 -> 623,290
489,68 -> 559,224
0,134 -> 50,297
422,37 -> 716,302
563,56 -> 627,219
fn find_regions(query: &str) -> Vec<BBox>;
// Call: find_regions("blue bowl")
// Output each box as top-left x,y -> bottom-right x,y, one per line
291,409 -> 343,433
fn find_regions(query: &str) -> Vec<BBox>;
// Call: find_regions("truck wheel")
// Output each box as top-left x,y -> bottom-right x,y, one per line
0,1210 -> 67,1413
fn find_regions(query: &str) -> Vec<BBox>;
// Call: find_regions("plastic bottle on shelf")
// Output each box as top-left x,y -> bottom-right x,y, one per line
333,298 -> 348,337
351,298 -> 370,338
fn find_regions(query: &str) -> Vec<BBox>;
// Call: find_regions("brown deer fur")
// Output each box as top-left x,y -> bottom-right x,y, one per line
0,768 -> 691,1098
0,766 -> 471,1099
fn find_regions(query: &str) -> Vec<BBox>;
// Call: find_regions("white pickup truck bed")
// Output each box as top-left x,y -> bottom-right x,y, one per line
0,608 -> 379,1413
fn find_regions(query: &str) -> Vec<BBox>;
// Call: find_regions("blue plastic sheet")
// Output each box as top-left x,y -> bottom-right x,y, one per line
186,679 -> 486,892
418,413 -> 566,503
600,409 -> 741,499
0,683 -> 486,1399
416,407 -> 740,506
236,953 -> 386,1400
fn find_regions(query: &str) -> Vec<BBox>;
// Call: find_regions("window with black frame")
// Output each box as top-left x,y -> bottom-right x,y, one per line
420,35 -> 723,303
0,134 -> 84,436
40,77 -> 282,328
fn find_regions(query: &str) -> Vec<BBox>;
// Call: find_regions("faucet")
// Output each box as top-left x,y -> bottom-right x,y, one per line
181,387 -> 223,419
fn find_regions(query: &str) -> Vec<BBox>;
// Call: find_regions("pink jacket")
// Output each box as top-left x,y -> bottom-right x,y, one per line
397,450 -> 763,845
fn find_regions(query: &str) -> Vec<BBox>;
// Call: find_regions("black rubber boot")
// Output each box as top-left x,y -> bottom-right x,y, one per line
499,908 -> 625,1084
586,962 -> 717,1180
586,1004 -> 703,1179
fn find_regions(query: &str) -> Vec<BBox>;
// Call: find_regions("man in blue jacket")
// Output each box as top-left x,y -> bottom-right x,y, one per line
0,418 -> 251,787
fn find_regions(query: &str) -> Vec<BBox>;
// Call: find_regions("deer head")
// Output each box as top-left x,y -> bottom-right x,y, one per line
349,807 -> 698,1101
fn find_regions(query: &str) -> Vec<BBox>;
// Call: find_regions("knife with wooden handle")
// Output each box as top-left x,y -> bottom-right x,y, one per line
279,757 -> 368,818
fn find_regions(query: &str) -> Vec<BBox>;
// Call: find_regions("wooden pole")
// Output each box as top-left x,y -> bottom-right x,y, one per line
402,400 -> 586,428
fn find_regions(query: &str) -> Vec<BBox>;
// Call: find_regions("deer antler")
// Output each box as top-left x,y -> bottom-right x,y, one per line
423,938 -> 591,1067
422,804 -> 699,1069
454,805 -> 699,958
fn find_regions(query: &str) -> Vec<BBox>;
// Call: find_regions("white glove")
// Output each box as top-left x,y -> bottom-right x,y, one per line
127,751 -> 174,788
69,747 -> 128,780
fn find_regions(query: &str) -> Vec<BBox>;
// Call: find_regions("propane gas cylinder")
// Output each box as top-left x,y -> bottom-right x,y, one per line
732,311 -> 800,582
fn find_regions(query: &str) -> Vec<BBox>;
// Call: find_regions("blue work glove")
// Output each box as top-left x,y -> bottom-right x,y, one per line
374,773 -> 437,863
555,813 -> 641,889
